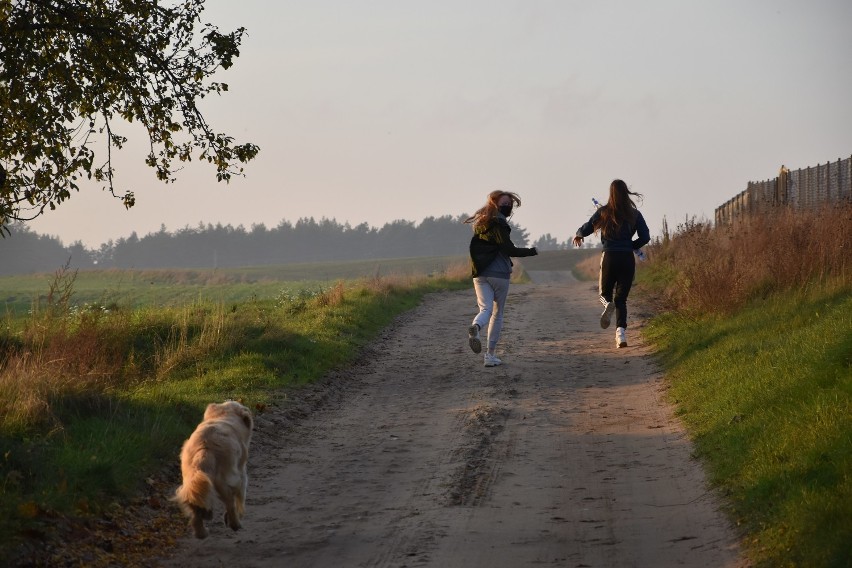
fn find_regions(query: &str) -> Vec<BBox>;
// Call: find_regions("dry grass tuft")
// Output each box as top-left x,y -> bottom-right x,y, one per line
1,315 -> 129,433
313,281 -> 346,308
1,262 -> 470,435
0,299 -> 227,434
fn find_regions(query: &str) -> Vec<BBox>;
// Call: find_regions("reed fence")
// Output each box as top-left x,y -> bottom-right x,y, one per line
715,155 -> 852,225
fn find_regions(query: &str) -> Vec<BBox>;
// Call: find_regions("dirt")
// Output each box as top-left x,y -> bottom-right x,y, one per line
151,270 -> 748,567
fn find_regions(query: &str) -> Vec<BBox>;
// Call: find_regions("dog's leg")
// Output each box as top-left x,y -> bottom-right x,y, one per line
223,506 -> 242,531
190,505 -> 210,539
235,468 -> 248,518
220,485 -> 242,531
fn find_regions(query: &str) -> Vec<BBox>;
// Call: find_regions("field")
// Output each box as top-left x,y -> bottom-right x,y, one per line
0,254 -> 469,317
2,210 -> 851,568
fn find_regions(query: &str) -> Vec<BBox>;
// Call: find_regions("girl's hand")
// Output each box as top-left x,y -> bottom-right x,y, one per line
572,235 -> 583,248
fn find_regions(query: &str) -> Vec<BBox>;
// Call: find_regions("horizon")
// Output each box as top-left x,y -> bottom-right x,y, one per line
16,209 -> 602,250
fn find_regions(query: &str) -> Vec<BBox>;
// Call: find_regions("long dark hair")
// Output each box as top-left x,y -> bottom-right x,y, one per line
594,179 -> 642,237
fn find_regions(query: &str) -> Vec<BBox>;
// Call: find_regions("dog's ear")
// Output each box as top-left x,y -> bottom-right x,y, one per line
241,406 -> 254,430
203,402 -> 221,420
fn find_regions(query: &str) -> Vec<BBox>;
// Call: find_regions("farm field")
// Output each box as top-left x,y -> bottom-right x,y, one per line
0,254 -> 469,317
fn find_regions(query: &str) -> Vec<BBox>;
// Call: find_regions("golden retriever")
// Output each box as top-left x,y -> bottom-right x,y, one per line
172,400 -> 253,538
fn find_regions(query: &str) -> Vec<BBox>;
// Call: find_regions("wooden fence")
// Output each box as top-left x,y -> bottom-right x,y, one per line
715,155 -> 852,226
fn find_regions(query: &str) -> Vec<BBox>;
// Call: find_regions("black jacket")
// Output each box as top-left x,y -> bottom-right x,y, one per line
469,217 -> 537,277
576,206 -> 651,253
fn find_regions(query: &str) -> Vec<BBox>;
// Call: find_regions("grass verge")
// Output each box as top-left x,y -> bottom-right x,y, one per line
641,281 -> 851,567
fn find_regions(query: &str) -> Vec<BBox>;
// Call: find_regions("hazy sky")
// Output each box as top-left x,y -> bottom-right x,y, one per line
26,0 -> 852,248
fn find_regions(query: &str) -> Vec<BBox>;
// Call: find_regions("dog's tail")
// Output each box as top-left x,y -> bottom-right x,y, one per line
172,452 -> 215,517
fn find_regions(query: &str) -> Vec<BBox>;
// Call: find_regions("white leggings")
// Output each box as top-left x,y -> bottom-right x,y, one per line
472,276 -> 511,352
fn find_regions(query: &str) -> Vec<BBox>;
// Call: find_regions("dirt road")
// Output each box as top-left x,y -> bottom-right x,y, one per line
158,271 -> 746,568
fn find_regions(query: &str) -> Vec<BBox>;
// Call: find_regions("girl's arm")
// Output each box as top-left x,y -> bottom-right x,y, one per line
632,211 -> 651,249
494,221 -> 537,257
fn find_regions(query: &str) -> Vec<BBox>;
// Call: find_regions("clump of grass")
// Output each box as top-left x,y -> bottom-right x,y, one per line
314,280 -> 346,307
149,303 -> 228,380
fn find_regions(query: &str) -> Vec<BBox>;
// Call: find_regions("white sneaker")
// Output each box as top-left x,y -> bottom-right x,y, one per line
599,297 -> 615,329
616,327 -> 627,348
468,324 -> 482,353
484,353 -> 502,367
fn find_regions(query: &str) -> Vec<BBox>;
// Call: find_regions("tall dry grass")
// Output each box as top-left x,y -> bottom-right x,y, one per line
0,303 -> 226,435
360,260 -> 470,296
647,204 -> 851,313
0,263 -> 233,435
150,304 -> 227,379
0,261 -> 470,436
1,264 -> 125,433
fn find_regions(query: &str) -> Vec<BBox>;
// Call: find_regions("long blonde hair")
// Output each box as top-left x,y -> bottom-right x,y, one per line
465,190 -> 522,231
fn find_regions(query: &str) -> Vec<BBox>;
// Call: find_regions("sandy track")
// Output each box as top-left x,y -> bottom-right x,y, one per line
158,271 -> 746,568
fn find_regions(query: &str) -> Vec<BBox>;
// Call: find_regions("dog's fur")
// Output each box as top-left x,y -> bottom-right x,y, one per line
172,400 -> 253,538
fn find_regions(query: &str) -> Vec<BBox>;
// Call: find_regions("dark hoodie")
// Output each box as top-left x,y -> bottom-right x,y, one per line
576,206 -> 651,253
469,215 -> 537,277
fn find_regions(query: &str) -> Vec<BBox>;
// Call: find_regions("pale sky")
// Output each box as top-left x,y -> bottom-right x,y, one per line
26,0 -> 852,249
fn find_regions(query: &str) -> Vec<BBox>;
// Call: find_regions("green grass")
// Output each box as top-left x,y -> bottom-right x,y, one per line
0,254 -> 468,317
0,258 -> 470,562
642,283 -> 852,568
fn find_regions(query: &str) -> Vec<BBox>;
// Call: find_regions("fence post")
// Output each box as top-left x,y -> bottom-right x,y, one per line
848,155 -> 852,202
806,166 -> 812,209
818,162 -> 824,205
778,165 -> 789,205
836,158 -> 842,201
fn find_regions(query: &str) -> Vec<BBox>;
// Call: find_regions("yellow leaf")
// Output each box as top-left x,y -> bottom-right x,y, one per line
18,501 -> 39,519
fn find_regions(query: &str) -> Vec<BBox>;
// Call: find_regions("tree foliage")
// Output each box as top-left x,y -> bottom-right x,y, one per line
0,0 -> 259,235
532,233 -> 569,251
0,213 -> 541,275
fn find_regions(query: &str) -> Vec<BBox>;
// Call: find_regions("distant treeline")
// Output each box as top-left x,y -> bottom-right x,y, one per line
0,215 -> 575,276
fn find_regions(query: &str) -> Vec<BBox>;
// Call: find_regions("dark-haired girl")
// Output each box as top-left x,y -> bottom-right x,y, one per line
572,179 -> 650,348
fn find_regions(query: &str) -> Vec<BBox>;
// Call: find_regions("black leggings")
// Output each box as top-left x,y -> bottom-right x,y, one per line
599,251 -> 635,329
